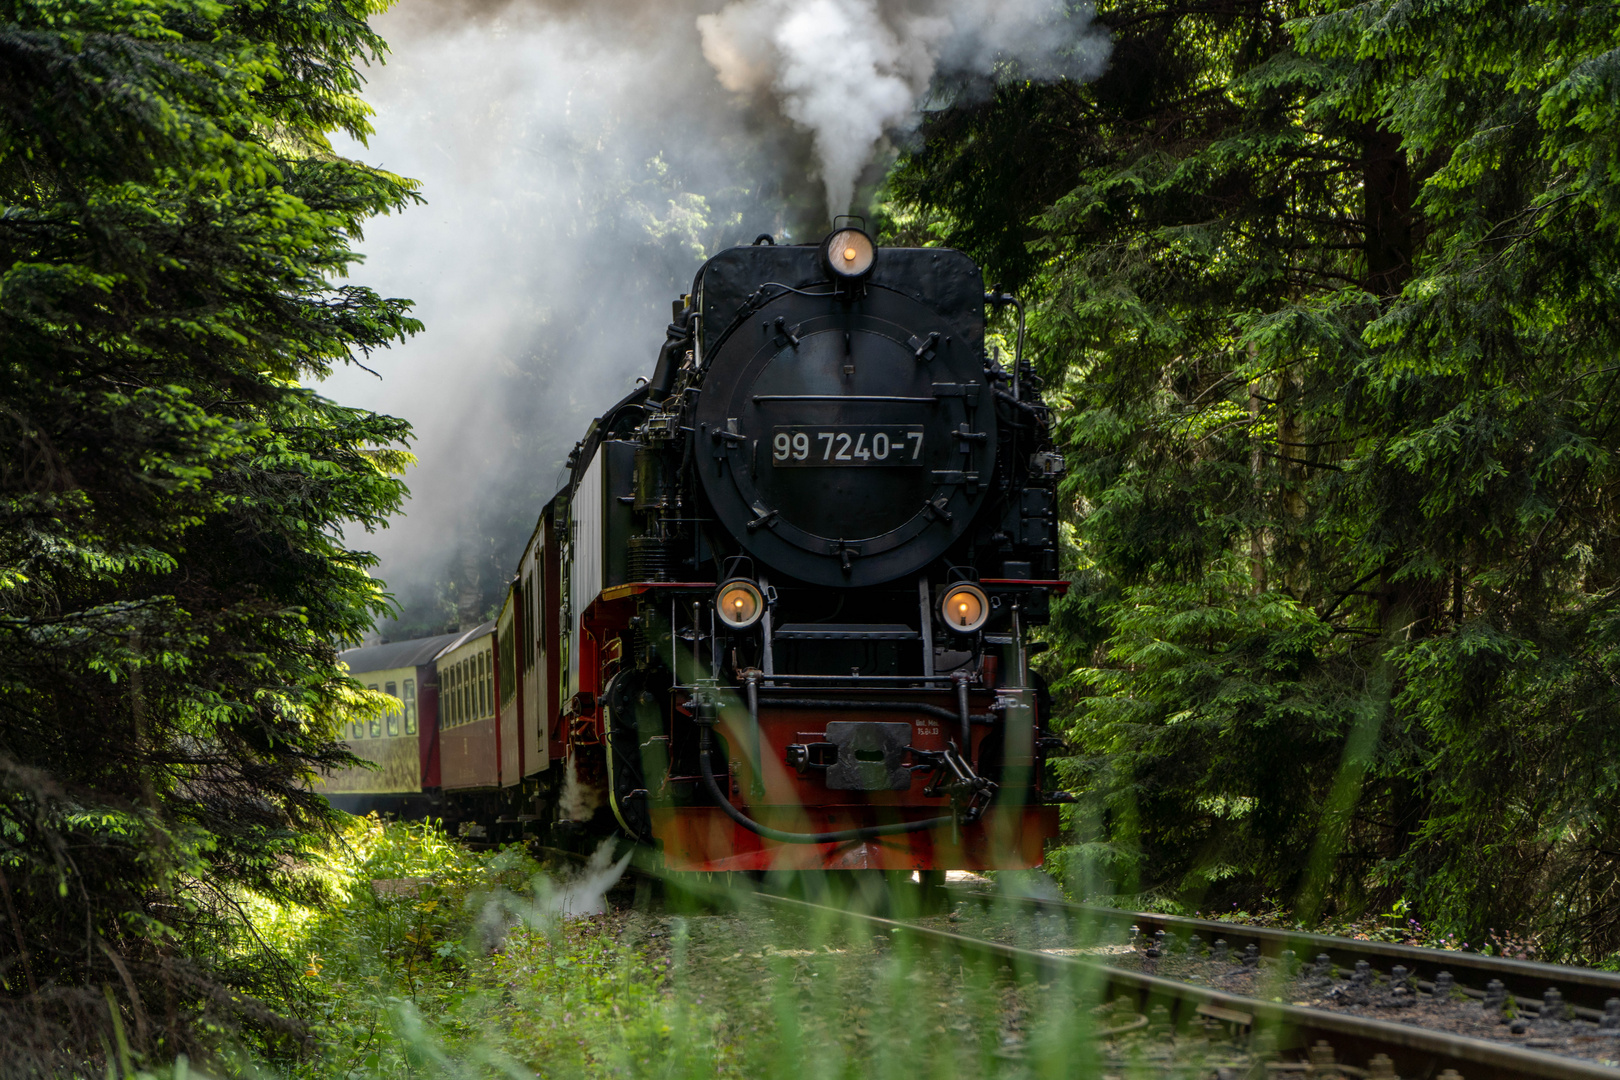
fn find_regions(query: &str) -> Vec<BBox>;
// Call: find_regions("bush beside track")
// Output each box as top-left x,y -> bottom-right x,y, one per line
218,819 -> 1076,1079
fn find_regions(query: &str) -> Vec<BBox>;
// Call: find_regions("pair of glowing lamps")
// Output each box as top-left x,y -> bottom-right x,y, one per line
716,578 -> 989,635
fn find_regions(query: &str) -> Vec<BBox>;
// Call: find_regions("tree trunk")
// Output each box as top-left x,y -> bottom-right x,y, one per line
1363,124 -> 1414,297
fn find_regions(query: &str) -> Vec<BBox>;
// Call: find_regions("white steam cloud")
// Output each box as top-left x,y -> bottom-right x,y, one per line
549,840 -> 634,918
559,754 -> 605,824
321,0 -> 1109,632
473,841 -> 634,951
697,0 -> 1110,218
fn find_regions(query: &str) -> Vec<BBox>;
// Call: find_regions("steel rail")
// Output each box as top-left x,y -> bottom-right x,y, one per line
757,893 -> 1620,1080
945,888 -> 1620,1022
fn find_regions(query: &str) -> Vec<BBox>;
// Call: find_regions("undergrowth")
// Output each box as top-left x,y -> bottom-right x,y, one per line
227,815 -> 732,1080
200,817 -> 1114,1080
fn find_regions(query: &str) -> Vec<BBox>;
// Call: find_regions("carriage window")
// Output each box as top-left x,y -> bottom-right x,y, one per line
521,573 -> 531,671
404,679 -> 417,734
385,681 -> 400,737
367,683 -> 382,738
500,621 -> 516,704
350,720 -> 365,740
526,571 -> 537,671
484,650 -> 493,716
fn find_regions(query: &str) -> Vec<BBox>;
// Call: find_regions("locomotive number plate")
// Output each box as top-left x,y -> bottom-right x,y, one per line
770,425 -> 924,467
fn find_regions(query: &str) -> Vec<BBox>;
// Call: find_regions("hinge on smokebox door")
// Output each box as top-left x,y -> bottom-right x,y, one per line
931,382 -> 981,404
930,469 -> 981,496
772,317 -> 802,349
953,422 -> 988,453
707,419 -> 745,465
909,332 -> 942,362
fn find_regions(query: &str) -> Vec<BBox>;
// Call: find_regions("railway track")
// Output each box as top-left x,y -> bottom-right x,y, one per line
541,847 -> 1620,1076
744,890 -> 1620,1079
943,886 -> 1620,1023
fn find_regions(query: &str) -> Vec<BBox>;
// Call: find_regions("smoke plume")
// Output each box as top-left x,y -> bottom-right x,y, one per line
473,841 -> 633,952
697,0 -> 1109,218
547,840 -> 634,918
558,755 -> 605,824
320,0 -> 1108,636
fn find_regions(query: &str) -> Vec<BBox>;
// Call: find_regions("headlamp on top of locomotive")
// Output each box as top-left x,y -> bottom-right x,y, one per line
715,578 -> 765,630
823,226 -> 875,281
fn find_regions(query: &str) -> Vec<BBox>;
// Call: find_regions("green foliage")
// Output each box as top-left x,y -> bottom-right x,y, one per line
892,0 -> 1620,960
0,0 -> 420,1068
255,817 -> 738,1080
256,819 -> 1118,1080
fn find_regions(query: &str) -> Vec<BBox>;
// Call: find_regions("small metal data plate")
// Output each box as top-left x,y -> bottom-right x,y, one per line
823,721 -> 913,791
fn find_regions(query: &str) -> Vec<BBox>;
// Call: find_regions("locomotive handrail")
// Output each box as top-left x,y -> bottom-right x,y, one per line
598,581 -> 716,602
980,577 -> 1071,595
751,673 -> 969,684
749,393 -> 938,403
748,697 -> 995,729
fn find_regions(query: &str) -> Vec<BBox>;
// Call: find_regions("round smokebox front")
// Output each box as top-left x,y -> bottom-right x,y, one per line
695,297 -> 995,588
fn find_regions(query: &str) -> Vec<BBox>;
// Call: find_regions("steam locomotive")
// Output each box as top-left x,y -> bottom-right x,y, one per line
326,226 -> 1067,873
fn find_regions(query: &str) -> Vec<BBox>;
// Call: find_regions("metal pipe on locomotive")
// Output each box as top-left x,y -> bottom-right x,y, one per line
328,226 -> 1069,874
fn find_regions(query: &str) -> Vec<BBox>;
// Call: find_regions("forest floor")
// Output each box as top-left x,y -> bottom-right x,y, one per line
244,818 -> 1135,1080
248,818 -> 1565,1080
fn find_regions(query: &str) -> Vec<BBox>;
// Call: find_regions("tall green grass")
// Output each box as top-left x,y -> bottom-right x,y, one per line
199,818 -> 1170,1080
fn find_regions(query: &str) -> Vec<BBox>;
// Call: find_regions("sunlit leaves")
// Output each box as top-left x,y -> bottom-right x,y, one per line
0,0 -> 421,1068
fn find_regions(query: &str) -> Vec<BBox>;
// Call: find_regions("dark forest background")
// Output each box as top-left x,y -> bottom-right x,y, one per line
5,0 -> 1620,1072
887,0 -> 1620,960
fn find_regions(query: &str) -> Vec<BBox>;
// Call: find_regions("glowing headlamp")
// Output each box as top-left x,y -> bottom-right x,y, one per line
939,583 -> 989,634
716,578 -> 765,630
823,227 -> 875,280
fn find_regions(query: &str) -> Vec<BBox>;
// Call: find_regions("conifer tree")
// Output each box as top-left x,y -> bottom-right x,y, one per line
892,0 -> 1620,958
0,0 -> 419,1066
